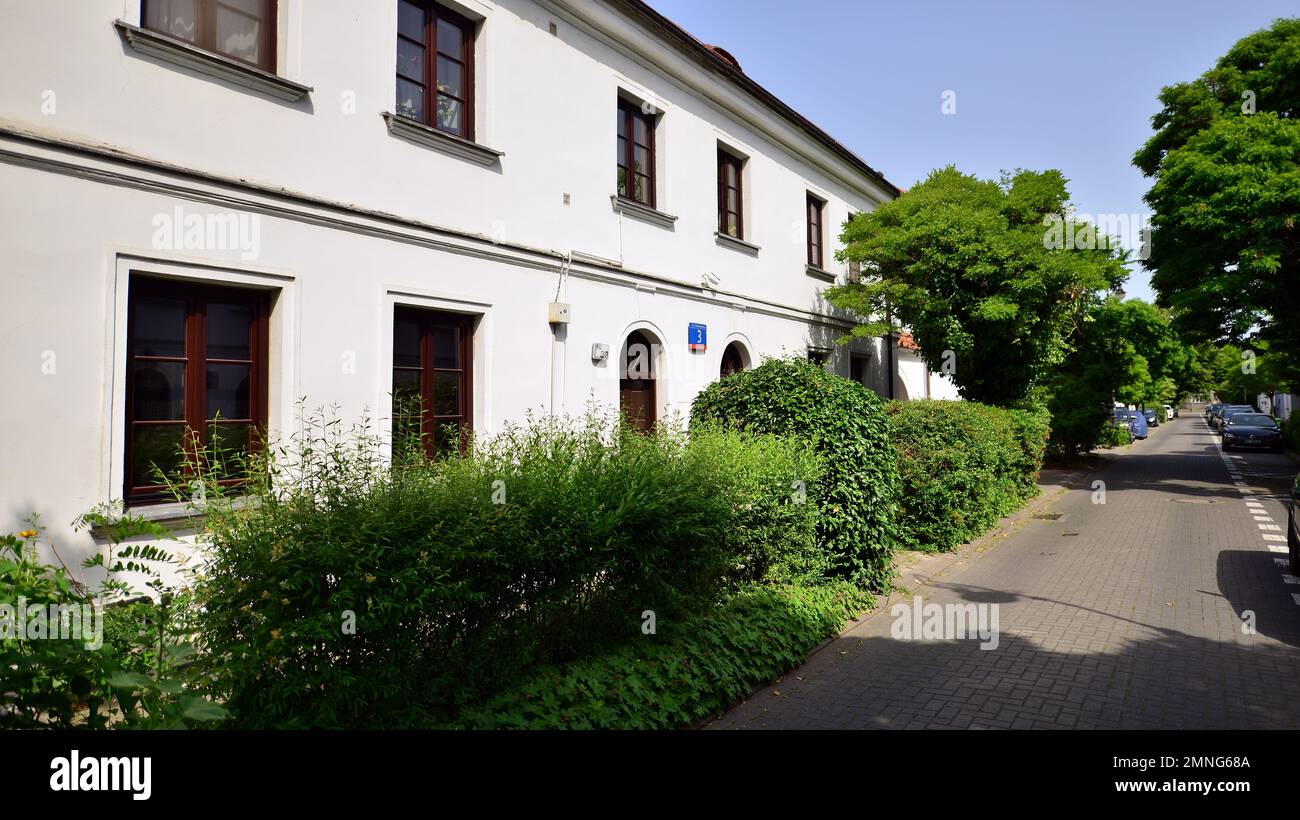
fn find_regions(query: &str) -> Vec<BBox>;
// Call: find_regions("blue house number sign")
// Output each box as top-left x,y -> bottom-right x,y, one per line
688,323 -> 707,352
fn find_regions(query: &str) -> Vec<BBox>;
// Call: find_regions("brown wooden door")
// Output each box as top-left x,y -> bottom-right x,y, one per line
620,330 -> 656,433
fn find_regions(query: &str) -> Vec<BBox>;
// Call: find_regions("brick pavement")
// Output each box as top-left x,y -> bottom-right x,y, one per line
708,416 -> 1300,729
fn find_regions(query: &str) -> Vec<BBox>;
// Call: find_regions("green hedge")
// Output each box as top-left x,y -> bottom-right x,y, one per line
453,581 -> 872,729
192,411 -> 825,728
886,400 -> 1050,552
691,357 -> 901,590
1285,417 -> 1300,454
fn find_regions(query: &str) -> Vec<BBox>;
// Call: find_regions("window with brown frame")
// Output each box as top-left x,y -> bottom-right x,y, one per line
125,278 -> 269,505
806,193 -> 824,268
396,0 -> 475,139
142,0 -> 277,71
718,148 -> 744,239
392,307 -> 473,461
617,98 -> 656,207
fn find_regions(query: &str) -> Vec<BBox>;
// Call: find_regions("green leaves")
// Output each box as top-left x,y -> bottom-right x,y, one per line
1137,18 -> 1300,386
692,357 -> 901,591
190,406 -> 836,728
830,166 -> 1127,407
886,400 -> 1049,552
455,582 -> 873,730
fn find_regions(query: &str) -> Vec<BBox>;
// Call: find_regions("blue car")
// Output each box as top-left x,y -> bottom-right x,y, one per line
1126,410 -> 1149,439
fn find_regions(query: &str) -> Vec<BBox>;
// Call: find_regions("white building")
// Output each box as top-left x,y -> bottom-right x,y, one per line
0,0 -> 956,566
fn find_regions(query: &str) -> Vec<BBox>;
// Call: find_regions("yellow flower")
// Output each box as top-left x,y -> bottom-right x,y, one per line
18,530 -> 38,539
270,629 -> 282,640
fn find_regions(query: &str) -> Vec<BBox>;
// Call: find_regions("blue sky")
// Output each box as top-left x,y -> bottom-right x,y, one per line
648,0 -> 1296,302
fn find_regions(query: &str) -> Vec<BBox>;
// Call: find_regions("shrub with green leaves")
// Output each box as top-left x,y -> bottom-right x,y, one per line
0,515 -> 224,729
885,400 -> 1050,552
192,408 -> 826,728
690,357 -> 900,589
454,581 -> 873,729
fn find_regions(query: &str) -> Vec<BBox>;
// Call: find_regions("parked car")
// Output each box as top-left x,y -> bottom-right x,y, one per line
1126,409 -> 1149,439
1289,473 -> 1299,575
1164,404 -> 1177,420
1142,407 -> 1160,427
1111,412 -> 1135,444
1217,406 -> 1256,433
1222,413 -> 1284,453
1211,404 -> 1254,433
1205,402 -> 1224,422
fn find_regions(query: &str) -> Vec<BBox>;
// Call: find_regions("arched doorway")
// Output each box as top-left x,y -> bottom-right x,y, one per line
620,330 -> 656,432
720,341 -> 746,377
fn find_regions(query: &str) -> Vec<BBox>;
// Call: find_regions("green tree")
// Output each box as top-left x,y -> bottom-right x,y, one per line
1210,341 -> 1288,409
1045,300 -> 1147,456
827,166 -> 1127,406
1135,19 -> 1300,387
1045,298 -> 1199,455
1109,299 -> 1196,407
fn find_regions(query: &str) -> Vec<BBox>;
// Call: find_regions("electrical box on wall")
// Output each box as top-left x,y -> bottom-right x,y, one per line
591,343 -> 609,362
547,302 -> 571,324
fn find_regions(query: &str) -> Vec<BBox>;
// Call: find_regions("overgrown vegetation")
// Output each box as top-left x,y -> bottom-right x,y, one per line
190,407 -> 833,728
690,357 -> 901,590
0,512 -> 225,729
455,581 -> 872,729
886,400 -> 1050,552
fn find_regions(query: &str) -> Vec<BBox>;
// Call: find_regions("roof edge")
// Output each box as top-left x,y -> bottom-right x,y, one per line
611,0 -> 901,200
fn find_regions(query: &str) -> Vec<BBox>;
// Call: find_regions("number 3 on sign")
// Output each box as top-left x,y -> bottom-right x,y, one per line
688,322 -> 707,352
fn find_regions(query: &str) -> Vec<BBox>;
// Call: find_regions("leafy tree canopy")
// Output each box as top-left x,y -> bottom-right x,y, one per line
826,166 -> 1127,406
1136,18 -> 1300,388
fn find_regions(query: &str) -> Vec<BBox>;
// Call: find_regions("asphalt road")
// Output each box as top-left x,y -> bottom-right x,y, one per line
709,414 -> 1300,729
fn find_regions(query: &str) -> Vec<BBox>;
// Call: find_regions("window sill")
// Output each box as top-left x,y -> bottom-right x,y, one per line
383,113 -> 503,166
805,265 -> 837,283
611,195 -> 677,230
92,496 -> 256,538
114,20 -> 312,102
715,232 -> 760,256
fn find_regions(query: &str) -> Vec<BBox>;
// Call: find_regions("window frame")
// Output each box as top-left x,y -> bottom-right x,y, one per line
391,307 -> 474,461
717,148 -> 744,239
124,277 -> 270,506
806,193 -> 825,269
616,97 -> 657,208
141,0 -> 278,72
396,0 -> 476,139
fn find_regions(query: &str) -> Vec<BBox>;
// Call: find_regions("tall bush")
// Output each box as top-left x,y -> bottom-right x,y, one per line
886,400 -> 1049,552
691,357 -> 900,589
191,408 -> 824,728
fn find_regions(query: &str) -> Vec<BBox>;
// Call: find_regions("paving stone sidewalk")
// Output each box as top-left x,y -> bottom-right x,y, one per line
708,417 -> 1300,729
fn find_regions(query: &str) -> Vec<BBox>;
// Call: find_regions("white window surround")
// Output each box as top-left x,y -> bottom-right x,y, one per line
716,137 -> 754,248
385,0 -> 495,158
106,252 -> 297,516
114,1 -> 310,100
615,83 -> 669,214
379,287 -> 492,453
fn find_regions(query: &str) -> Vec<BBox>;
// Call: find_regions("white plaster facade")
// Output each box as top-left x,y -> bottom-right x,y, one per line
0,0 -> 955,568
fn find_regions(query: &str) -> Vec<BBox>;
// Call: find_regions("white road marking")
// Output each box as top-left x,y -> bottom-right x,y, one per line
1260,524 -> 1281,531
1283,575 -> 1300,585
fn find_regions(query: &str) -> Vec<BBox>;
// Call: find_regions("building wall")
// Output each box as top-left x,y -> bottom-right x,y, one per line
0,0 -> 901,575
